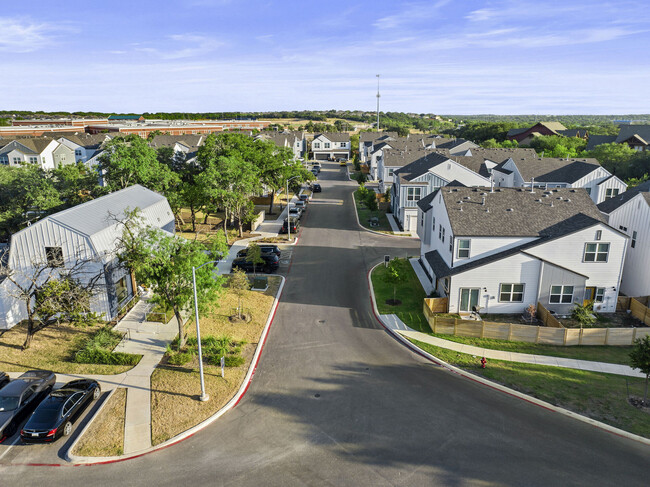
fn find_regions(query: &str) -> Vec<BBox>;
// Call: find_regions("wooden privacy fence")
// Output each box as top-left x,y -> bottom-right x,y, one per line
617,296 -> 650,326
424,297 -> 448,314
536,302 -> 563,328
422,301 -> 650,346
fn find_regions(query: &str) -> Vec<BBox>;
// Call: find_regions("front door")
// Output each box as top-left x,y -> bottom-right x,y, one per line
459,288 -> 480,313
584,287 -> 596,306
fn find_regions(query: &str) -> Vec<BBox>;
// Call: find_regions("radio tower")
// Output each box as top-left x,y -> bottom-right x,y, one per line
376,74 -> 381,132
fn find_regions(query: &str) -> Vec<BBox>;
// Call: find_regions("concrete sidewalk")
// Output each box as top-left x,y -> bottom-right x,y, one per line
380,313 -> 646,378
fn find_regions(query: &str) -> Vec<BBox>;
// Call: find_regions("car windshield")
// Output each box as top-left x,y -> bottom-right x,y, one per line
0,396 -> 19,411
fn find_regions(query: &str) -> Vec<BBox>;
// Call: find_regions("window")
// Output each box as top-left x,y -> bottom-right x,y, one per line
605,188 -> 619,199
499,284 -> 525,302
324,142 -> 330,149
449,239 -> 453,252
406,187 -> 422,203
583,242 -> 609,262
619,225 -> 628,232
595,287 -> 605,303
60,154 -> 66,161
0,156 -> 7,165
585,187 -> 591,196
45,246 -> 63,267
420,213 -> 424,227
75,149 -> 83,156
631,231 -> 637,249
13,157 -> 21,164
549,285 -> 574,304
340,142 -> 346,148
441,227 -> 445,243
29,156 -> 38,164
313,143 -> 320,149
387,168 -> 394,176
595,230 -> 601,241
432,217 -> 436,229
457,239 -> 470,258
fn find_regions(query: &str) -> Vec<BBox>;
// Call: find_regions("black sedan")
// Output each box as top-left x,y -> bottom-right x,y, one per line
311,183 -> 322,193
231,253 -> 280,274
0,370 -> 56,442
21,379 -> 101,443
236,245 -> 281,258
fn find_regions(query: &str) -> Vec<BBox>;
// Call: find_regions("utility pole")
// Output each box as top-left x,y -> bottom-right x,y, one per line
376,74 -> 381,132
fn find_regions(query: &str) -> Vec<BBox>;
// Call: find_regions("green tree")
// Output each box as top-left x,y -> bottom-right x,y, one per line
99,135 -> 179,192
583,142 -> 636,177
120,226 -> 227,350
245,243 -> 264,276
229,268 -> 250,320
629,335 -> 650,405
382,258 -> 406,305
51,162 -> 105,207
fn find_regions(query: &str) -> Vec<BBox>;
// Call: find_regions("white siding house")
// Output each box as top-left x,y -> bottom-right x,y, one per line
598,181 -> 650,296
0,185 -> 175,329
0,139 -> 59,169
311,133 -> 351,161
416,187 -> 627,315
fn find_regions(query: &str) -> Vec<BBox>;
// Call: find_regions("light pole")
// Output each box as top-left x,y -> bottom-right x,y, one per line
192,260 -> 219,402
286,175 -> 299,242
376,74 -> 381,132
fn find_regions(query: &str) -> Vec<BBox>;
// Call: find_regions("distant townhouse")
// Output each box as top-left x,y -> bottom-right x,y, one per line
490,156 -> 627,204
506,122 -> 588,144
416,187 -> 626,315
0,138 -> 60,169
391,152 -> 491,232
311,133 -> 351,161
57,134 -> 112,163
359,131 -> 398,162
614,125 -> 650,152
255,131 -> 306,160
598,181 -> 650,296
0,185 -> 175,330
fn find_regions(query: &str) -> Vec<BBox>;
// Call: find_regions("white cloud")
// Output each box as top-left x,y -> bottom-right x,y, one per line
134,34 -> 224,60
373,0 -> 452,29
0,17 -> 68,53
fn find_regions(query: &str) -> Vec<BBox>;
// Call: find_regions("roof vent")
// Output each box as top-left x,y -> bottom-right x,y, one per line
557,196 -> 562,200
464,196 -> 471,200
565,198 -> 571,202
506,208 -> 514,212
570,189 -> 576,193
482,197 -> 486,206
486,208 -> 490,212
550,201 -> 554,207
542,194 -> 549,198
480,192 -> 487,196
535,199 -> 541,202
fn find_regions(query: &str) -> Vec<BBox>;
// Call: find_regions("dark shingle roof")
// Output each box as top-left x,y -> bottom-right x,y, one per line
359,131 -> 398,143
508,157 -> 601,183
586,135 -> 617,151
598,180 -> 650,213
440,186 -> 605,237
314,132 -> 350,143
615,125 -> 650,145
393,152 -> 452,181
417,190 -> 438,212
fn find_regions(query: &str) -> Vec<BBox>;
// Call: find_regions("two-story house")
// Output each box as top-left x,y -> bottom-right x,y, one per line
391,152 -> 491,232
0,185 -> 175,330
58,134 -> 113,163
598,181 -> 650,296
359,131 -> 398,163
0,138 -> 59,169
255,131 -> 306,160
416,187 -> 627,316
490,156 -> 627,204
311,133 -> 351,161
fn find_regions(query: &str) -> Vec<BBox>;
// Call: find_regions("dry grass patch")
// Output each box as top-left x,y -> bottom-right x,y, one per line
72,388 -> 126,457
151,277 -> 280,445
0,322 -> 133,375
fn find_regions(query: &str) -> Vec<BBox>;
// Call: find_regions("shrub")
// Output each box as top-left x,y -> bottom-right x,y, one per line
571,303 -> 596,326
167,351 -> 194,365
75,348 -> 141,365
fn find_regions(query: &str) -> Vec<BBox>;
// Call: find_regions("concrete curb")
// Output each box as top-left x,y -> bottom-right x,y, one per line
64,275 -> 287,465
351,191 -> 419,240
366,262 -> 650,447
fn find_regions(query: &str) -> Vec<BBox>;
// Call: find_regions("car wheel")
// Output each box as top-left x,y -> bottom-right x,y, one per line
93,386 -> 101,400
63,421 -> 72,437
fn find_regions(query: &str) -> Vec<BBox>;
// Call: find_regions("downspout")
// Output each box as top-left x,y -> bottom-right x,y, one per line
535,260 -> 544,308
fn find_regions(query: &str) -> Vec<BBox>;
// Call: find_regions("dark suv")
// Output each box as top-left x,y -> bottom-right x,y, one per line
231,253 -> 280,273
237,245 -> 281,258
279,217 -> 300,234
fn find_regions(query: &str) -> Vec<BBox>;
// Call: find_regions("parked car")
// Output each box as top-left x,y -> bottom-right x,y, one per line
0,370 -> 56,442
21,379 -> 101,443
337,158 -> 347,164
310,168 -> 319,177
311,161 -> 321,168
236,245 -> 281,258
0,372 -> 9,391
231,254 -> 280,273
288,206 -> 302,219
311,183 -> 322,193
298,193 -> 310,203
279,217 -> 300,234
294,201 -> 306,213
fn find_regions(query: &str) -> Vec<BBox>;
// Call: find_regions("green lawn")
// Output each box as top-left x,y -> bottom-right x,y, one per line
371,259 -> 429,332
354,190 -> 393,232
409,339 -> 650,439
423,333 -> 635,365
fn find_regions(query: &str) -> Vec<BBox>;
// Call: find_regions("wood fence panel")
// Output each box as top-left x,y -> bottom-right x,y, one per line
606,329 -> 635,346
580,328 -> 608,345
455,322 -> 483,338
634,328 -> 650,340
424,298 -> 448,313
435,319 -> 456,335
617,296 -> 631,312
630,299 -> 650,326
482,322 -> 511,340
564,329 -> 581,346
537,327 -> 567,345
536,302 -> 563,328
509,324 -> 538,343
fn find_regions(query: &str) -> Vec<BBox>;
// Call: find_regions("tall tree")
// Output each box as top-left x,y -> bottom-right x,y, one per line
630,335 -> 650,406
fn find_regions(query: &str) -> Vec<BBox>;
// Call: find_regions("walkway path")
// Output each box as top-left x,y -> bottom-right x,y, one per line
379,313 -> 646,378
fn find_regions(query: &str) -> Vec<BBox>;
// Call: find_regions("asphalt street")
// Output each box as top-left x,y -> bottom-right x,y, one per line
2,161 -> 649,486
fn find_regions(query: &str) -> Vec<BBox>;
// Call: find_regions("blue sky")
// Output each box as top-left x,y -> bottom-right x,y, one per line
1,0 -> 648,114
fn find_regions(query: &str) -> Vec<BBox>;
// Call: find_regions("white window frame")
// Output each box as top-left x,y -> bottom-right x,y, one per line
583,242 -> 609,262
549,285 -> 574,304
29,156 -> 38,164
594,287 -> 606,303
406,187 -> 422,203
12,157 -> 21,164
313,142 -> 320,149
324,142 -> 330,149
605,188 -> 619,199
387,168 -> 394,177
631,231 -> 637,249
499,283 -> 525,302
457,239 -> 470,259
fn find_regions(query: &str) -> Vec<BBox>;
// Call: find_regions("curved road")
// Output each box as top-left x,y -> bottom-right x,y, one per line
3,162 -> 649,486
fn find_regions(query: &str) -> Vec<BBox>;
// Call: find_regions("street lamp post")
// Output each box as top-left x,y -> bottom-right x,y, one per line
192,260 -> 220,402
286,175 -> 299,242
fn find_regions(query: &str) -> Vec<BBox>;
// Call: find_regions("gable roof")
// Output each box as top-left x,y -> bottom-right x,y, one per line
440,186 -> 605,237
586,134 -> 617,151
598,180 -> 650,213
360,131 -> 398,143
393,152 -> 452,181
0,138 -> 56,155
508,156 -> 602,183
615,125 -> 650,145
313,132 -> 350,143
